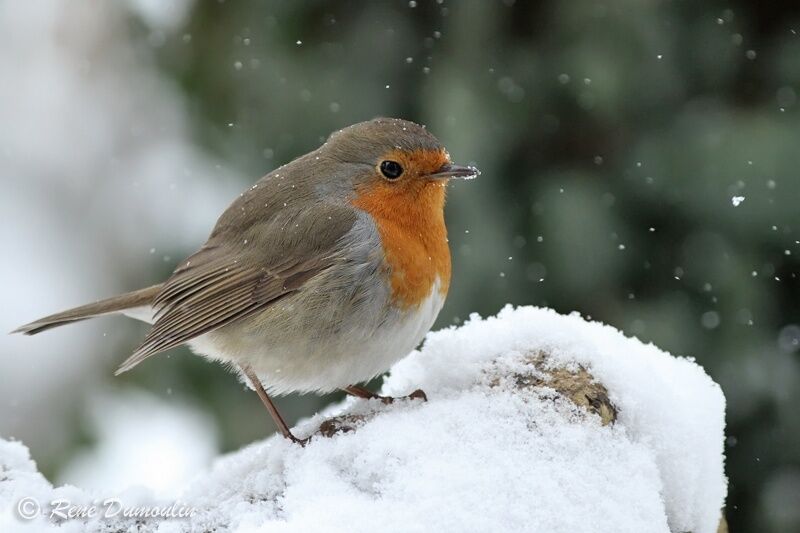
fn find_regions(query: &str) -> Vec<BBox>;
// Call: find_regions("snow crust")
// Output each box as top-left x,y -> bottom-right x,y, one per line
0,305 -> 726,533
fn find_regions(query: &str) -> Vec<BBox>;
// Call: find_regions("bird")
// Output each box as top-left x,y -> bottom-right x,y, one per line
12,117 -> 479,444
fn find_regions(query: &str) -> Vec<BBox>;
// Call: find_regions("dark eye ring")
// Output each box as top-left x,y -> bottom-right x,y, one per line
380,160 -> 403,180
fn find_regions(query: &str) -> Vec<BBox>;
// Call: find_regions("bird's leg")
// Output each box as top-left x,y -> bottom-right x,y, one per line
240,364 -> 308,446
343,385 -> 427,404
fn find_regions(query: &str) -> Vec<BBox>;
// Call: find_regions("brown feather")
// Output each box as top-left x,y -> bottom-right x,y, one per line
114,200 -> 358,374
12,284 -> 162,335
115,260 -> 333,374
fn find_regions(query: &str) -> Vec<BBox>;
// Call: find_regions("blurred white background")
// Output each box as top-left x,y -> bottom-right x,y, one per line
0,0 -> 235,492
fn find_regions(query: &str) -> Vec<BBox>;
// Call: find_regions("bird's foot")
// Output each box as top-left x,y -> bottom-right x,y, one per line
344,385 -> 427,404
240,364 -> 311,446
285,433 -> 311,447
401,389 -> 428,402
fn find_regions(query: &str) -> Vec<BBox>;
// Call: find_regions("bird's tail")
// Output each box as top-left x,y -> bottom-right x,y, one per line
11,284 -> 163,335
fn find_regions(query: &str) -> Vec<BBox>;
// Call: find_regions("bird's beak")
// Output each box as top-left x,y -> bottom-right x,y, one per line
427,163 -> 480,181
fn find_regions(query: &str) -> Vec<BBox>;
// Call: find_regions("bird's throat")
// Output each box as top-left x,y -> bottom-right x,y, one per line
352,181 -> 451,309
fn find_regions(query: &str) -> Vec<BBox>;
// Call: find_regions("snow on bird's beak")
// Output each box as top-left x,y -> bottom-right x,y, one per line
427,163 -> 480,181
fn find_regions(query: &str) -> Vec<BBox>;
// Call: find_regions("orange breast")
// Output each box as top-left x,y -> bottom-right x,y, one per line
352,177 -> 451,309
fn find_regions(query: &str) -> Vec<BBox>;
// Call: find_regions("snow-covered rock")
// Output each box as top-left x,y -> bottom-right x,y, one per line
0,305 -> 727,533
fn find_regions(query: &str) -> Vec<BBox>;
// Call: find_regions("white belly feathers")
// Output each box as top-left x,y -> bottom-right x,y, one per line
188,278 -> 446,395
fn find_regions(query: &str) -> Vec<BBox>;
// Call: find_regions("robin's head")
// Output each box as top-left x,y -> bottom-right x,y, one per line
317,118 -> 478,305
303,118 -> 479,307
321,118 -> 478,201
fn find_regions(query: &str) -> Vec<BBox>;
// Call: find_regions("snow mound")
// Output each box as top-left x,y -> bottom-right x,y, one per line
0,305 -> 726,533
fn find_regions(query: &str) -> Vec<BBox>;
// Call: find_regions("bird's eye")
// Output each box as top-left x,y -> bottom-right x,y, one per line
380,160 -> 403,180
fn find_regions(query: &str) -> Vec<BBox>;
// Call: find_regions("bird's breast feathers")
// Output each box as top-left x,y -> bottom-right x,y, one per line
351,180 -> 451,309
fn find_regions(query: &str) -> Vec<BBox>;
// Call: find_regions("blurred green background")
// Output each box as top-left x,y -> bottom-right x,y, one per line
4,1 -> 800,531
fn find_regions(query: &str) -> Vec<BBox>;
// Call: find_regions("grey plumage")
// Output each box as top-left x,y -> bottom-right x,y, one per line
13,118 -> 446,385
12,284 -> 162,335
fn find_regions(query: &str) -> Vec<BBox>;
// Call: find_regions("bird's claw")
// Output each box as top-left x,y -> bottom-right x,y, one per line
378,388 -> 428,404
407,389 -> 428,402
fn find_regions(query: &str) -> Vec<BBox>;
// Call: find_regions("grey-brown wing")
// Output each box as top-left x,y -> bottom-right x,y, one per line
116,201 -> 357,374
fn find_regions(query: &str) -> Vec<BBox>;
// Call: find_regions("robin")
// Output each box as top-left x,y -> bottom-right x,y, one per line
13,117 -> 478,444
